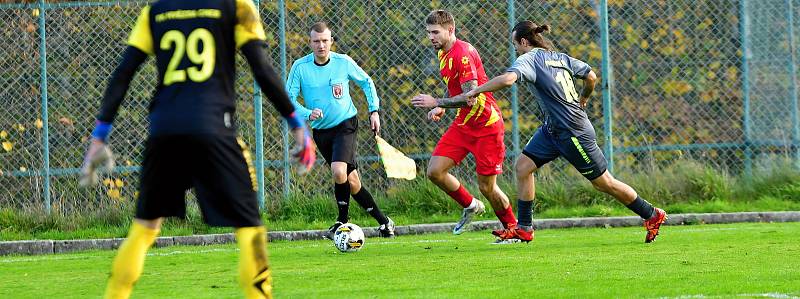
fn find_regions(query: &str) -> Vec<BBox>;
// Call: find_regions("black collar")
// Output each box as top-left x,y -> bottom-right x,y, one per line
314,58 -> 330,66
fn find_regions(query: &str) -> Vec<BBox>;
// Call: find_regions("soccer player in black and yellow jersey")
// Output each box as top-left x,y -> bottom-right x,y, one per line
78,1 -> 316,298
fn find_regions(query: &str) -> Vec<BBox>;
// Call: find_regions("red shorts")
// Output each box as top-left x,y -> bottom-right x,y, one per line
432,126 -> 505,176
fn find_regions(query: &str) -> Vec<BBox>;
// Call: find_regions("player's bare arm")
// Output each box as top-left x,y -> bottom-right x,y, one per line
439,89 -> 452,110
579,70 -> 597,109
370,111 -> 381,135
412,94 -> 468,108
448,80 -> 479,106
463,72 -> 518,99
427,107 -> 445,121
442,73 -> 516,105
434,80 -> 478,107
411,81 -> 477,108
424,89 -> 446,121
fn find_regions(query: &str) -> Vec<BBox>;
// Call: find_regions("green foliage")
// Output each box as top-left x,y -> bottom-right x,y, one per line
3,158 -> 800,241
3,0 -> 782,208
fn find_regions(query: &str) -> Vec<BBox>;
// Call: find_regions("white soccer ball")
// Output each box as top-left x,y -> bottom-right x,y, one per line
332,223 -> 365,252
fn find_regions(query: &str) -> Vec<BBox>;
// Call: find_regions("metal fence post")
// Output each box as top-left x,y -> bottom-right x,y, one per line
787,0 -> 799,168
279,0 -> 290,199
253,0 -> 266,209
599,0 -> 614,173
740,0 -> 753,177
38,0 -> 51,214
507,0 -> 519,155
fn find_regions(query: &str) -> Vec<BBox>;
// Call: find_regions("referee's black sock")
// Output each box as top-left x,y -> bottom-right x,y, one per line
334,182 -> 351,223
352,187 -> 389,225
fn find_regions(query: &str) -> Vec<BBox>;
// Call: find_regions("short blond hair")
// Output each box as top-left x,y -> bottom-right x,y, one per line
309,21 -> 329,34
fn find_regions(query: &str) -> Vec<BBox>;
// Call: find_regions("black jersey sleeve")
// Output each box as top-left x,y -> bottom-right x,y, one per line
96,46 -> 149,123
240,40 -> 294,118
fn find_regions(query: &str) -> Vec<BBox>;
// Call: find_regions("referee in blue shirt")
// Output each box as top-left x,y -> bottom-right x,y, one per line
287,22 -> 394,238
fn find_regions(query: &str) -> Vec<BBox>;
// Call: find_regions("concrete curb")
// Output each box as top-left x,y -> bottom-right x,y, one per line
2,211 -> 798,256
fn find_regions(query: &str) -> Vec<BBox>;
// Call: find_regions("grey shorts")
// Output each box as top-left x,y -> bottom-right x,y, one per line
522,126 -> 608,180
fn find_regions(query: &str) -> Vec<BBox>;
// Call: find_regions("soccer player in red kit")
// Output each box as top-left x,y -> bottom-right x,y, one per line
412,10 -> 529,242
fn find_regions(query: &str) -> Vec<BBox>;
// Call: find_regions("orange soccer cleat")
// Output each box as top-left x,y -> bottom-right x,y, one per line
492,225 -> 534,244
644,208 -> 667,243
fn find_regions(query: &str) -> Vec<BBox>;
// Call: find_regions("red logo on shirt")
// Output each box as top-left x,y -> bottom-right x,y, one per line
332,83 -> 343,99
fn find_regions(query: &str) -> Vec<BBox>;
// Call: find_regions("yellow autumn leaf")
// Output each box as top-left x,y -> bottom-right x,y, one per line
16,124 -> 25,132
700,92 -> 714,103
125,160 -> 132,166
108,189 -> 121,200
103,178 -> 113,187
0,131 -> 7,139
424,78 -> 438,86
35,119 -> 43,129
2,141 -> 12,152
19,166 -> 27,171
114,178 -> 124,188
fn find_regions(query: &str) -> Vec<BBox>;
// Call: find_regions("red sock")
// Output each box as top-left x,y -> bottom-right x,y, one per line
494,205 -> 518,229
447,185 -> 474,208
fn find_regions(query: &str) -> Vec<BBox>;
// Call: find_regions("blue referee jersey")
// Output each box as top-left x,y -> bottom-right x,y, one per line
286,52 -> 379,129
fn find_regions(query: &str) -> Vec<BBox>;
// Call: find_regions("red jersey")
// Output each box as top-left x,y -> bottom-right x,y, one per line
438,40 -> 503,136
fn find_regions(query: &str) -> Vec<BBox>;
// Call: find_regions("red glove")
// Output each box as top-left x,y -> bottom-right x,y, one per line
290,127 -> 316,174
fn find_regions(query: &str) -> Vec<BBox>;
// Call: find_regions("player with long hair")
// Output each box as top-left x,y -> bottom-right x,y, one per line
452,20 -> 667,243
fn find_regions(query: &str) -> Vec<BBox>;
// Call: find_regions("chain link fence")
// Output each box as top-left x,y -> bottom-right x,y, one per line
0,0 -> 798,215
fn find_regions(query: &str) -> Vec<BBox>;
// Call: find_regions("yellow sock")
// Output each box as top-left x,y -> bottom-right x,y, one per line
235,226 -> 272,299
104,221 -> 159,299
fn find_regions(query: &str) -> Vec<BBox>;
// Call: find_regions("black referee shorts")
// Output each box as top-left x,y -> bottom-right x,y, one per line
312,116 -> 359,174
135,134 -> 261,227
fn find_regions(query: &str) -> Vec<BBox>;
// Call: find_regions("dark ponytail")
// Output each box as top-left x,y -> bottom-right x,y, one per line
512,21 -> 554,50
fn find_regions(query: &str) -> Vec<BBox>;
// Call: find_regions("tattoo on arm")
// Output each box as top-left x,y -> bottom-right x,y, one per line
435,80 -> 478,108
461,80 -> 478,94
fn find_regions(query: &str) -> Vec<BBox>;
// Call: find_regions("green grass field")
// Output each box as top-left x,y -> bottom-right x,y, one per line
1,222 -> 799,298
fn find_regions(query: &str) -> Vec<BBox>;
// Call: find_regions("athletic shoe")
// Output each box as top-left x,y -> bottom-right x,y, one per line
492,238 -> 526,244
490,223 -> 523,237
644,208 -> 667,243
492,226 -> 534,244
453,199 -> 486,235
378,217 -> 396,238
324,221 -> 344,240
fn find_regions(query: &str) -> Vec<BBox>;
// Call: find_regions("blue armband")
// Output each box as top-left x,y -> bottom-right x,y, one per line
91,120 -> 112,142
285,112 -> 305,129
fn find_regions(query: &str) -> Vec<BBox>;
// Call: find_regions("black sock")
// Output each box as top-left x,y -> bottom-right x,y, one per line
626,196 -> 655,219
517,199 -> 534,228
334,182 -> 351,223
352,187 -> 389,225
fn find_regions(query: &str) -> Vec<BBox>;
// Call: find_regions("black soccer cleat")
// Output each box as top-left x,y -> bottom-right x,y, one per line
324,221 -> 344,240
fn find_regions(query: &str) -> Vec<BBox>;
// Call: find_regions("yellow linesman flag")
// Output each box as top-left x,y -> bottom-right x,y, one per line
375,135 -> 416,180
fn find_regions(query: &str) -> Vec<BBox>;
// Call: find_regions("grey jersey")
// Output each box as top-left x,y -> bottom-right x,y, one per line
507,48 -> 594,137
